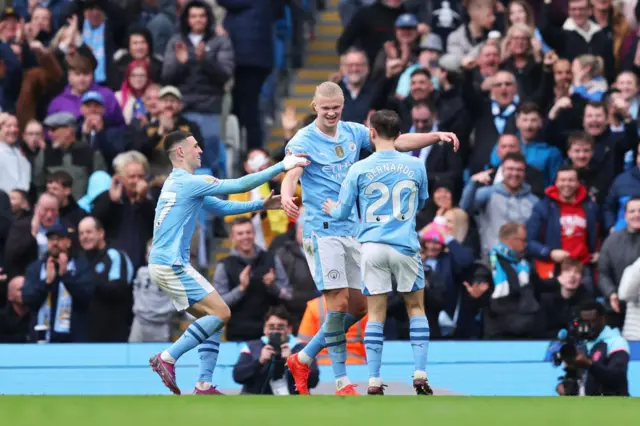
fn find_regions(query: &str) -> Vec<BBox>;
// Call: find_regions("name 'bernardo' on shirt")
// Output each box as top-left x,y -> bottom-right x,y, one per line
366,163 -> 415,180
322,161 -> 354,180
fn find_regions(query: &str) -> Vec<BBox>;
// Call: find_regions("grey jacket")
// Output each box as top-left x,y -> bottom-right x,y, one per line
446,24 -> 484,62
162,0 -> 234,114
460,181 -> 539,260
598,229 -> 640,298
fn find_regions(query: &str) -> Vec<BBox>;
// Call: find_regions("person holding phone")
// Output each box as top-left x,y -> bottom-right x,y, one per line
232,306 -> 319,395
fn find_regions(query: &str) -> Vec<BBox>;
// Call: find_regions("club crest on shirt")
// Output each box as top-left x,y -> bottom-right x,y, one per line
335,146 -> 344,158
203,176 -> 218,184
348,142 -> 356,152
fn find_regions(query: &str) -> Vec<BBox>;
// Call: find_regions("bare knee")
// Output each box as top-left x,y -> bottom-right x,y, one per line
191,292 -> 231,323
216,304 -> 231,323
348,289 -> 367,318
403,290 -> 425,317
324,288 -> 349,312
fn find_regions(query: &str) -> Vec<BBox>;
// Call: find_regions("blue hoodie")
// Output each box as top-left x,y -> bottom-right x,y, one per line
490,139 -> 563,187
604,166 -> 640,232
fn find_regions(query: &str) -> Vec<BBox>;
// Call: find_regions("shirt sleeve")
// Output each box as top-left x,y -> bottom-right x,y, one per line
329,166 -> 359,220
183,163 -> 285,197
202,197 -> 264,216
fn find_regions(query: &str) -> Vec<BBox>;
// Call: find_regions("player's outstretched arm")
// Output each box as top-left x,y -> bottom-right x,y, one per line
188,155 -> 310,197
202,196 -> 265,216
394,132 -> 460,153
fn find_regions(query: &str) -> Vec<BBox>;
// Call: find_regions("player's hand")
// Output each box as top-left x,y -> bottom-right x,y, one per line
263,190 -> 284,210
46,257 -> 56,284
550,249 -> 570,263
280,343 -> 291,359
263,268 -> 276,287
463,281 -> 489,299
259,345 -> 275,364
282,154 -> 310,171
434,132 -> 459,152
471,169 -> 494,185
57,252 -> 68,276
282,195 -> 299,219
239,265 -> 251,291
322,199 -> 340,216
109,176 -> 123,203
610,293 -> 620,313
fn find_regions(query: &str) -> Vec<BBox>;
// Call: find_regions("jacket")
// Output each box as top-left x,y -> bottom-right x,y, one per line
297,296 -> 368,365
603,166 -> 640,232
526,185 -> 599,260
598,229 -> 640,297
490,139 -> 563,187
33,140 -> 107,200
217,0 -> 277,68
232,335 -> 320,395
0,143 -> 31,195
618,257 -> 640,341
584,326 -> 630,396
21,255 -> 94,343
162,0 -> 234,114
460,182 -> 539,259
92,191 -> 155,270
85,247 -> 134,342
47,83 -> 125,129
446,24 -> 485,63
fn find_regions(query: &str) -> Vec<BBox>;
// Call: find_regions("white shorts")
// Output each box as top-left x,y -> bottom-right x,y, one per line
302,235 -> 361,291
361,242 -> 424,295
148,264 -> 215,311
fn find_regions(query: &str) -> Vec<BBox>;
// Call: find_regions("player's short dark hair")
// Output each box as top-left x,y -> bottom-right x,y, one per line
625,196 -> 640,212
265,305 -> 291,324
230,216 -> 253,228
370,109 -> 401,139
502,152 -> 526,166
567,131 -> 594,148
47,170 -> 73,188
517,101 -> 541,117
579,299 -> 605,316
164,130 -> 193,156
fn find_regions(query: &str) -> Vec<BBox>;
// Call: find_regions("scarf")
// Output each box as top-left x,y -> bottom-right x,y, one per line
37,259 -> 76,341
571,77 -> 608,102
489,242 -> 530,299
120,59 -> 151,116
83,19 -> 106,83
491,96 -> 519,135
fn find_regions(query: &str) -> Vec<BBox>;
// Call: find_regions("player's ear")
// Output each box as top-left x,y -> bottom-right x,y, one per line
310,100 -> 316,114
369,127 -> 376,140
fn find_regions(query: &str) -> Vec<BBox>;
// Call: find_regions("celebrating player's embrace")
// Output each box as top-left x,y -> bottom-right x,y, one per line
147,81 -> 459,396
281,82 -> 459,396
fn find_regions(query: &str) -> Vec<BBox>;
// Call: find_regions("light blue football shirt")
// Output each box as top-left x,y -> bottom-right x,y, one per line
149,165 -> 285,266
285,120 -> 371,238
329,150 -> 428,256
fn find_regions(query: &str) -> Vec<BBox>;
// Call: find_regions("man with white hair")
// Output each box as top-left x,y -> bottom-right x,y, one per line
92,151 -> 155,270
281,81 -> 459,395
0,114 -> 31,195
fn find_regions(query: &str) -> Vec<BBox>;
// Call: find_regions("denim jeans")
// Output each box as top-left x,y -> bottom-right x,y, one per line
183,111 -> 221,176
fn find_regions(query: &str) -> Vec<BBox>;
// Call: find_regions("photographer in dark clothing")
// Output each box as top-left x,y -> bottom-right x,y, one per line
232,306 -> 319,395
557,300 -> 630,396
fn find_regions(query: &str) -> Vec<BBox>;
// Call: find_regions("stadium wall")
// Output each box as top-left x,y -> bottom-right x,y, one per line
1,341 -> 638,396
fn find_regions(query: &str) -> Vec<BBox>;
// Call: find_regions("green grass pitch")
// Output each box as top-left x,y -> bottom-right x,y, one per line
2,396 -> 639,426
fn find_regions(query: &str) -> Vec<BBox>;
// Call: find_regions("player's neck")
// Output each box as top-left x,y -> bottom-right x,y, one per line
373,138 -> 396,152
173,164 -> 195,174
315,120 -> 337,138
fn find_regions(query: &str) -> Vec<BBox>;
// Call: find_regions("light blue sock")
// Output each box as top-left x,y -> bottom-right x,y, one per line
409,316 -> 430,372
301,313 -> 360,360
197,330 -> 222,383
364,321 -> 384,379
167,315 -> 224,360
323,311 -> 347,379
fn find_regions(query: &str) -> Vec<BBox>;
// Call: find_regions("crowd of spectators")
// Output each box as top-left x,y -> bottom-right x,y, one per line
2,0 -> 640,353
